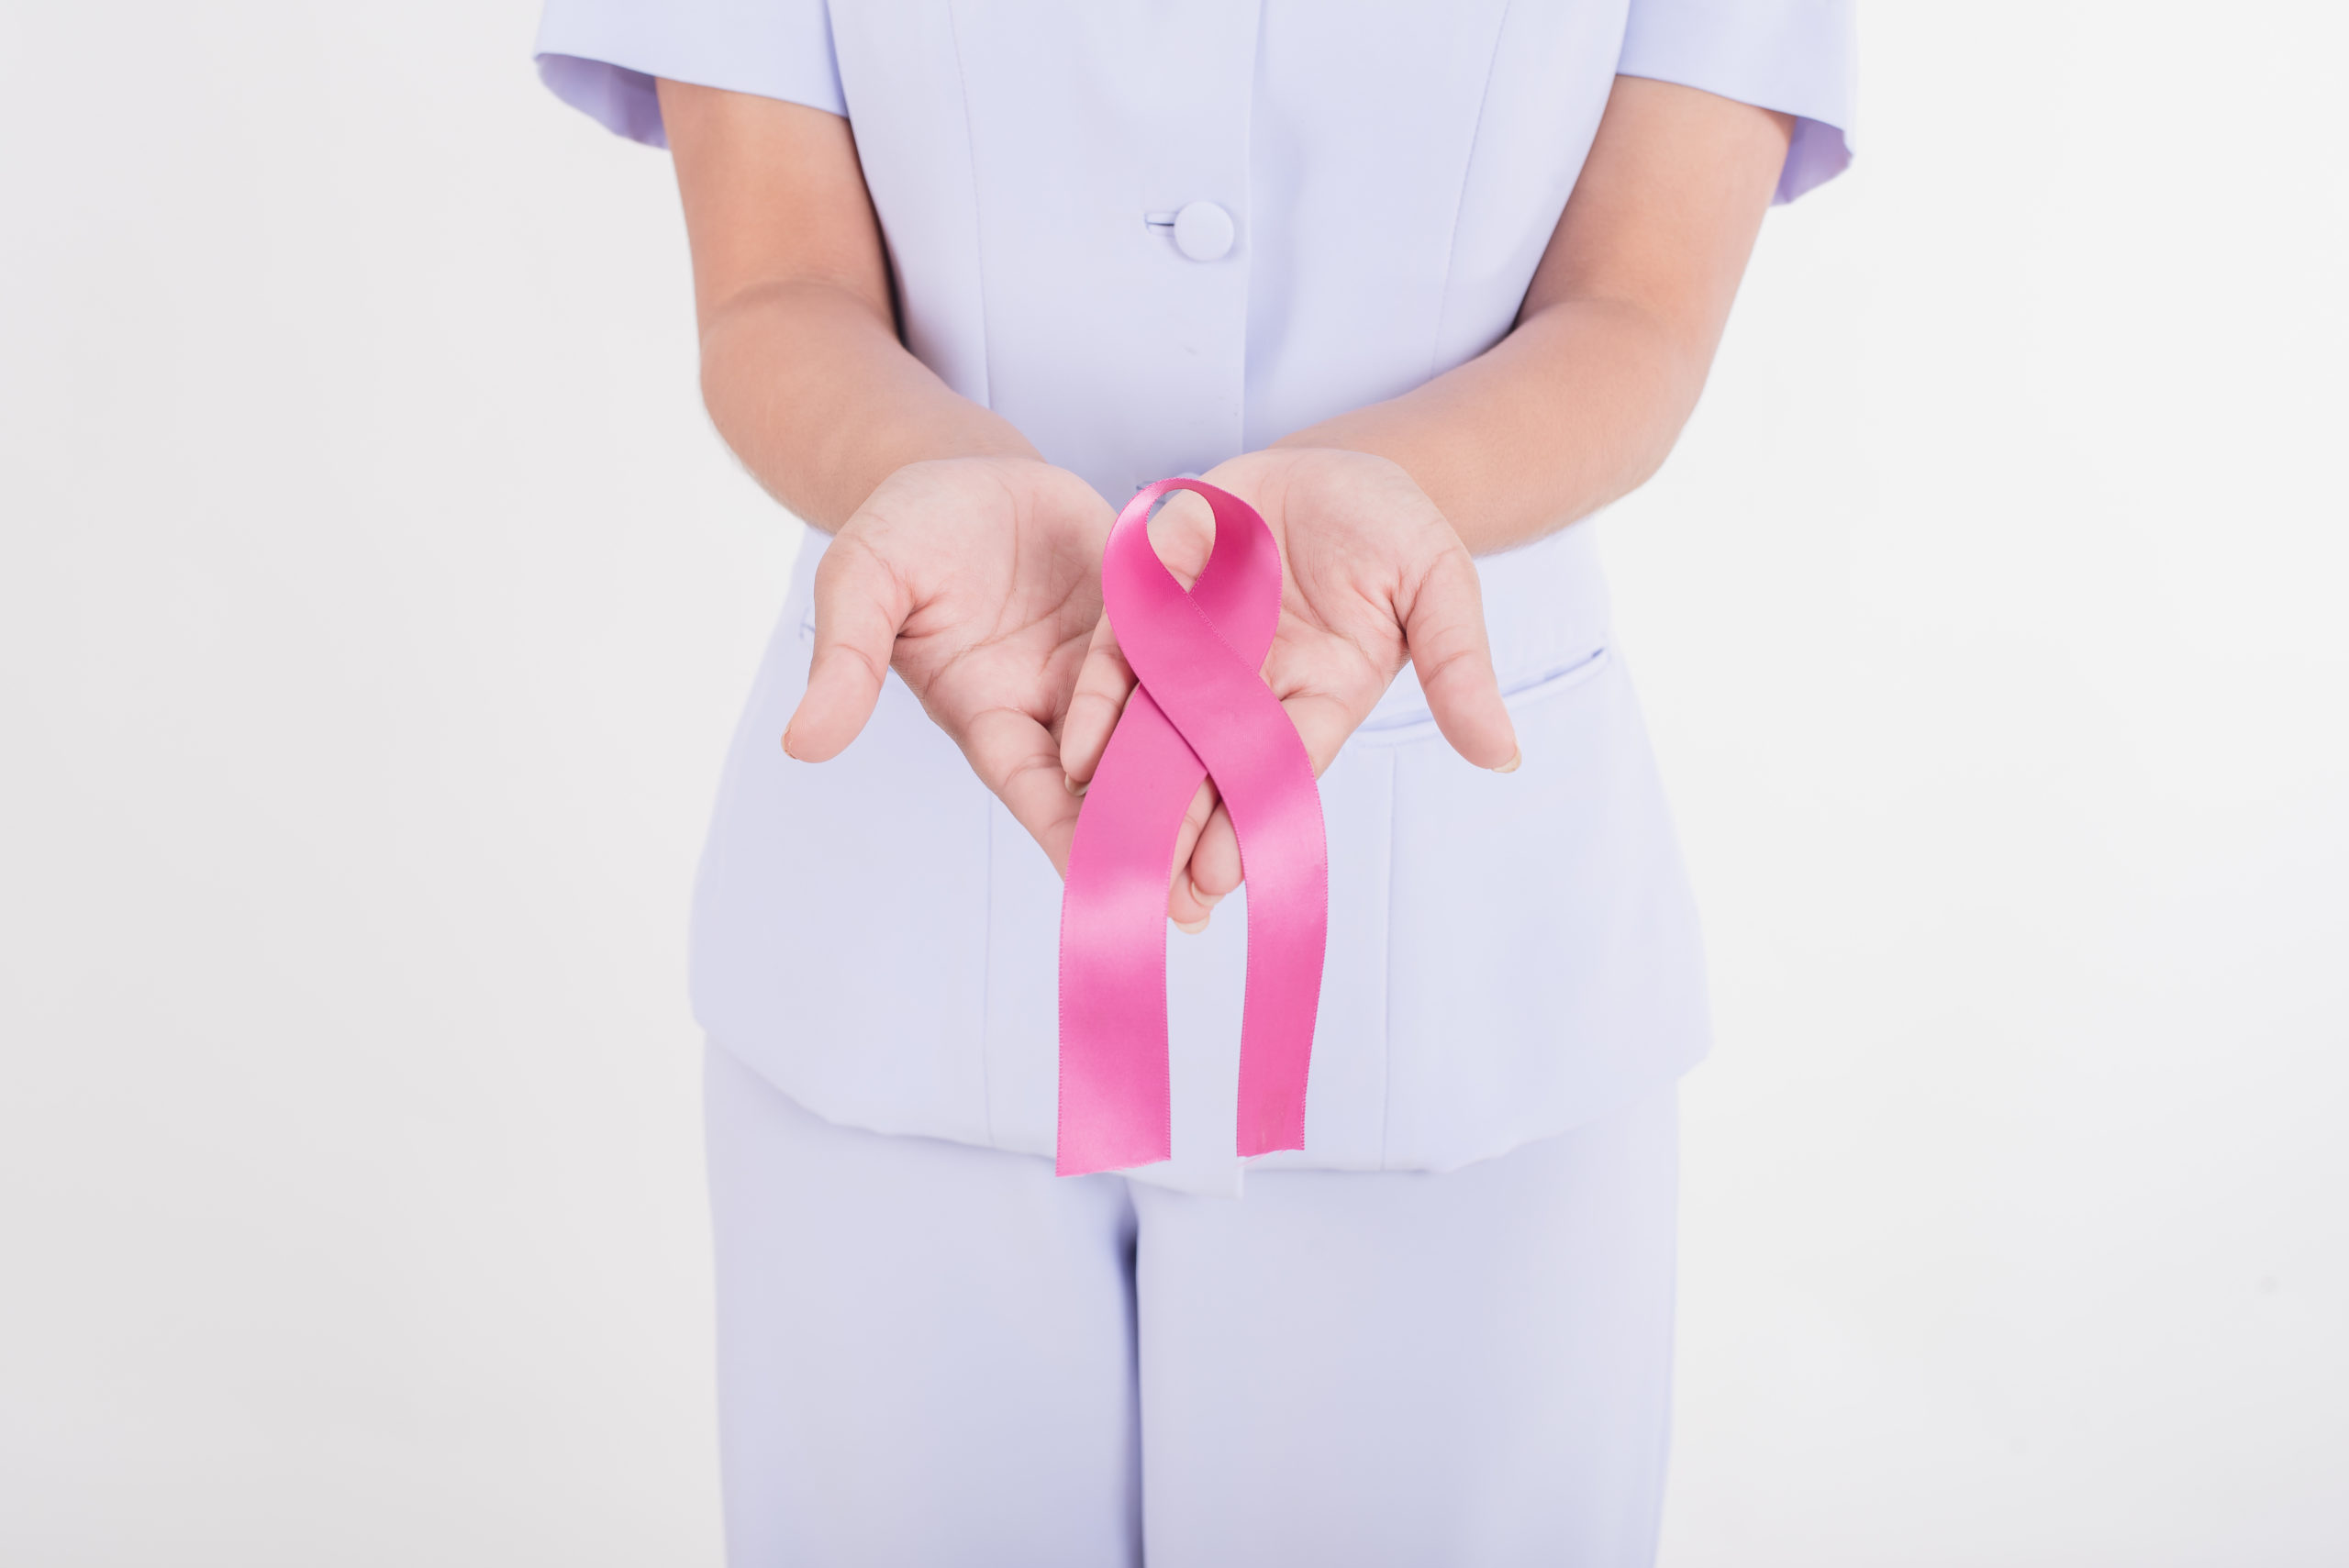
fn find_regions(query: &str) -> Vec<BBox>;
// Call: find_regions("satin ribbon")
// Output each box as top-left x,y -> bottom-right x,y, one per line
1057,479 -> 1329,1176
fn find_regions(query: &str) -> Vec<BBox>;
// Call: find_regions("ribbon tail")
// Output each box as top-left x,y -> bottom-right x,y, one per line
1056,690 -> 1203,1176
1218,686 -> 1330,1159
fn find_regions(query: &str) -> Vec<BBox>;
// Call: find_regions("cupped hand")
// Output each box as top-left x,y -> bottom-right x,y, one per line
1059,448 -> 1519,929
784,455 -> 1114,873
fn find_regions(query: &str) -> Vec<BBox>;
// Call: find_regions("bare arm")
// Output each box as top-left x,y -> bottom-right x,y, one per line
660,78 -> 1115,870
658,79 -> 1036,530
1064,76 -> 1798,924
1275,76 -> 1795,553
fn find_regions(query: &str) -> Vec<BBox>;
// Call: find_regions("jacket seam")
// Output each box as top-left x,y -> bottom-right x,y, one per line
1377,746 -> 1399,1168
1428,0 -> 1514,380
979,798 -> 996,1146
944,0 -> 995,410
945,0 -> 997,1147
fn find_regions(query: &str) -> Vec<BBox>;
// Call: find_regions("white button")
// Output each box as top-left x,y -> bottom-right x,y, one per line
1172,201 -> 1235,262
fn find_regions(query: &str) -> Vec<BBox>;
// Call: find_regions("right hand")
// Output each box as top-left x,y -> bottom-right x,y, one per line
1057,449 -> 1517,929
782,456 -> 1114,873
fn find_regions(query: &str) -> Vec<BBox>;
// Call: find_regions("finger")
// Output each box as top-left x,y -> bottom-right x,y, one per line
959,706 -> 1087,876
1401,546 -> 1519,771
1178,691 -> 1353,907
1186,800 -> 1243,903
783,536 -> 914,763
1164,777 -> 1221,930
1276,688 -> 1375,777
1061,487 -> 1218,786
1146,490 -> 1218,587
1058,612 -> 1136,789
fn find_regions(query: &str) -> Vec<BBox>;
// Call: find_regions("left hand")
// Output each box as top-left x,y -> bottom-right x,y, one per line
782,456 -> 1114,874
1058,447 -> 1520,929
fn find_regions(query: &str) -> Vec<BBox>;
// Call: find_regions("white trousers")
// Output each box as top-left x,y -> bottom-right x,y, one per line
704,1041 -> 1680,1566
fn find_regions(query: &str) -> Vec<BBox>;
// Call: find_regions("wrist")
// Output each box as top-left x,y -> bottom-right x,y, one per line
845,454 -> 1109,551
1213,444 -> 1424,506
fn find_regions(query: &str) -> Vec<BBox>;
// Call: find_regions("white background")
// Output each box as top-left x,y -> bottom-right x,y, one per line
4,1 -> 2343,1562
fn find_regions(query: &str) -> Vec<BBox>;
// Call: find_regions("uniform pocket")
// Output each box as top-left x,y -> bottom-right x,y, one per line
1349,645 -> 1613,749
1368,643 -> 1709,1169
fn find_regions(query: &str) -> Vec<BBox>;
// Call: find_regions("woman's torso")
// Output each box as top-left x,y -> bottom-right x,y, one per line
683,0 -> 1710,1195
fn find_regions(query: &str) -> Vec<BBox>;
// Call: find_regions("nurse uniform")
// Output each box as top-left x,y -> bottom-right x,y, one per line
535,0 -> 1854,1561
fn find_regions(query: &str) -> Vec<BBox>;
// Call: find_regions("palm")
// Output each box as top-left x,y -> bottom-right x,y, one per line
785,457 -> 1113,872
1251,458 -> 1451,756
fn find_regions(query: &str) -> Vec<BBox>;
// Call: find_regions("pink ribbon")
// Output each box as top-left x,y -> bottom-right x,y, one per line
1057,479 -> 1329,1176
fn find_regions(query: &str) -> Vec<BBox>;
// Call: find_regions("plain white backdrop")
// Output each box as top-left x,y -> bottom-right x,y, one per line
4,1 -> 2344,1562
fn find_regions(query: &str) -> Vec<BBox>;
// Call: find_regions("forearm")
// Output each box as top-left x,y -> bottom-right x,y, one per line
1275,295 -> 1705,556
1277,77 -> 1792,557
698,282 -> 1036,533
657,77 -> 1036,533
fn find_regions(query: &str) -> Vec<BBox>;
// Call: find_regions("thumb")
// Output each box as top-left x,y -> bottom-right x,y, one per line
1059,611 -> 1136,790
1401,545 -> 1519,772
783,536 -> 915,762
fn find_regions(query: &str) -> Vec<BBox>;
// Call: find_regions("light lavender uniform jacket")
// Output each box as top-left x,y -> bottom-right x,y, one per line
535,0 -> 1855,1193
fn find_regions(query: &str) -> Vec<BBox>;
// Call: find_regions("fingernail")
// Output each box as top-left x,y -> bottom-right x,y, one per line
1493,750 -> 1521,774
781,730 -> 799,760
1175,916 -> 1209,935
1195,883 -> 1227,909
1064,774 -> 1088,796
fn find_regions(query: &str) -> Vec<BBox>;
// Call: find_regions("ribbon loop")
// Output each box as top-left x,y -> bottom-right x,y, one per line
1056,480 -> 1330,1176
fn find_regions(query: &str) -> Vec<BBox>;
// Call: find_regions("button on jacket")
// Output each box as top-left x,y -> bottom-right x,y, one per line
535,0 -> 1856,1193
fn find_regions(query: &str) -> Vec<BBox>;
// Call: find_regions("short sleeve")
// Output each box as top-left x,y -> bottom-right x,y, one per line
533,0 -> 848,149
1618,0 -> 1856,203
